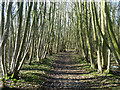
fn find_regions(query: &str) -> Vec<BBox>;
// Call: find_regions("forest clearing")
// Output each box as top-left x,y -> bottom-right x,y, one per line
0,0 -> 120,90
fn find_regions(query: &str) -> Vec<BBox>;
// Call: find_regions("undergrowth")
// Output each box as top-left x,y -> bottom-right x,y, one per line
3,55 -> 55,89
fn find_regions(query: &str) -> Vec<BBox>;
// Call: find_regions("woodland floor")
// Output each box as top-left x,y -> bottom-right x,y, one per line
1,51 -> 120,90
41,51 -> 120,90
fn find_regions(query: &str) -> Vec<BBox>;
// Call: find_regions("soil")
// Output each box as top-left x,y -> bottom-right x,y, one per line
41,51 -> 120,90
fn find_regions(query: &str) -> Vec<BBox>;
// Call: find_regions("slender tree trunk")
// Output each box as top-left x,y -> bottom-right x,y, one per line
13,2 -> 33,78
10,2 -> 23,72
107,49 -> 111,72
101,0 -> 108,69
105,2 -> 120,64
0,2 -> 13,79
37,2 -> 46,62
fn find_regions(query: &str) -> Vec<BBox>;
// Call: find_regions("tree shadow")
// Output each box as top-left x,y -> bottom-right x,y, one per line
41,52 -> 120,89
42,75 -> 120,89
48,70 -> 93,75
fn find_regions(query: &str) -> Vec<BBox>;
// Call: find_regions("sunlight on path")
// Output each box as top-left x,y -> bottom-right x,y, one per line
40,51 -> 120,89
41,51 -> 90,89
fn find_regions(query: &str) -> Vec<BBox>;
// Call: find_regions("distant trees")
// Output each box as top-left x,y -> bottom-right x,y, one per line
0,1 -> 120,80
0,1 -> 69,80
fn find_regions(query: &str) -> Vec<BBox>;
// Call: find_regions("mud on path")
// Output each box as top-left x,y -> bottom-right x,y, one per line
41,51 -> 97,90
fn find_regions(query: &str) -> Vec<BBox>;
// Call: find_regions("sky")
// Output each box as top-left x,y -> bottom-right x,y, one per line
0,0 -> 120,2
0,1 -> 119,27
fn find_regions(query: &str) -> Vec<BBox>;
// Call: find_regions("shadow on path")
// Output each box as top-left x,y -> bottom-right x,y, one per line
41,51 -> 120,90
41,51 -> 103,90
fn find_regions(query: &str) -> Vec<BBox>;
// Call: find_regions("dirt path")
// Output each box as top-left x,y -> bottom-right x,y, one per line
41,51 -> 93,90
1,51 -> 120,90
41,51 -> 120,90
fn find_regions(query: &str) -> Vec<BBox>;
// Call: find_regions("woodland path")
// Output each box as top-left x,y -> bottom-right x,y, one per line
41,51 -> 98,90
0,51 -> 120,90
